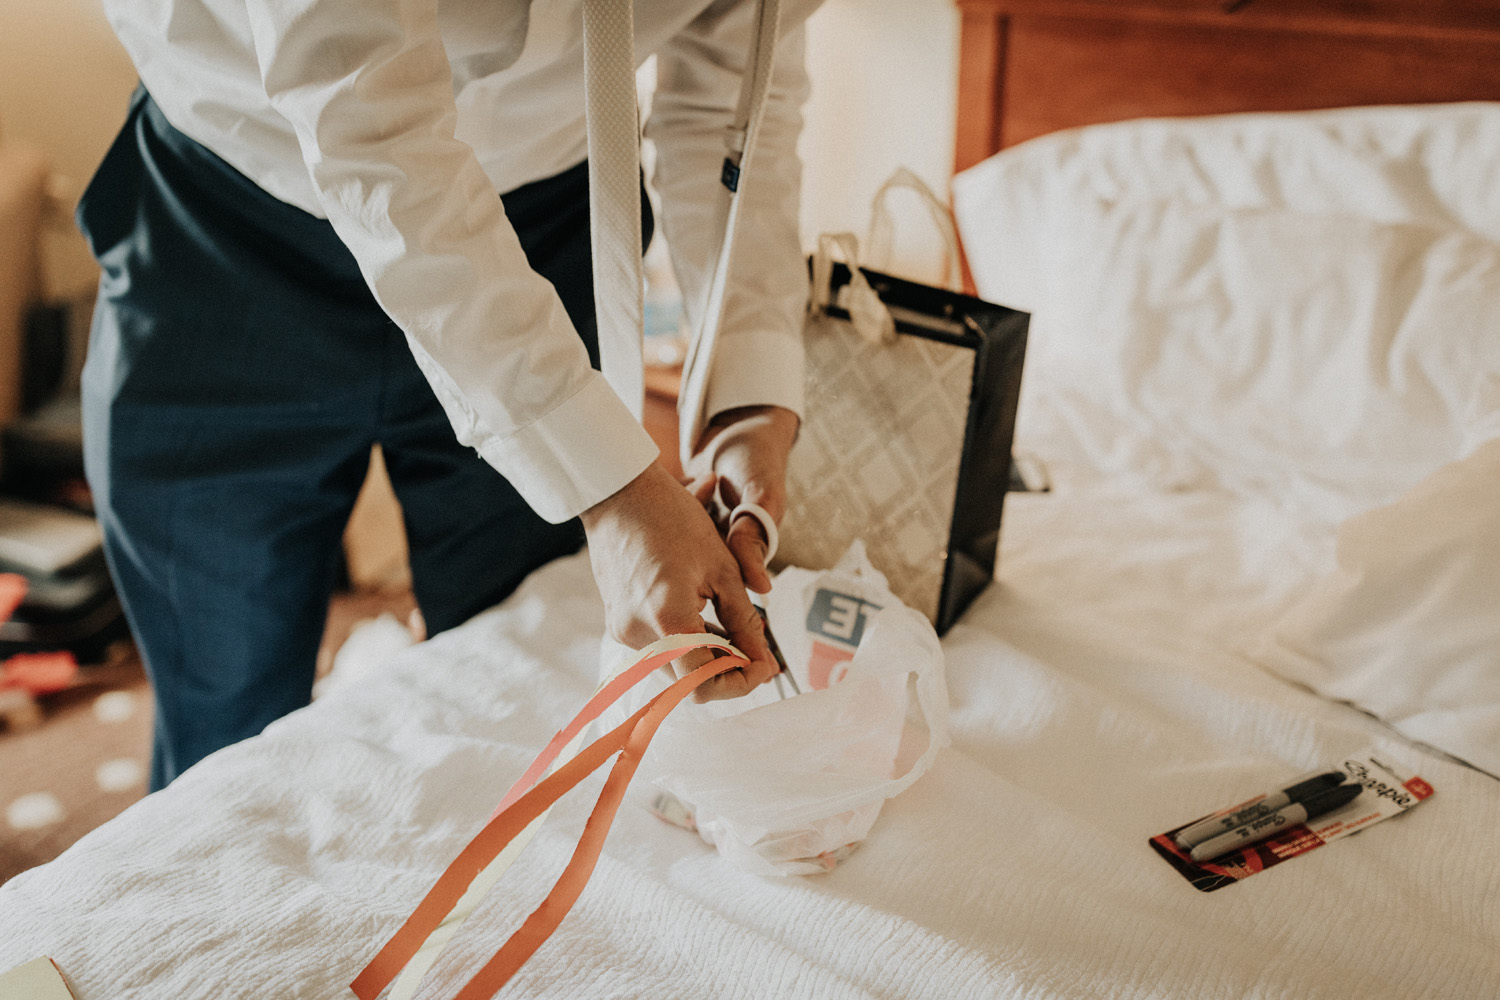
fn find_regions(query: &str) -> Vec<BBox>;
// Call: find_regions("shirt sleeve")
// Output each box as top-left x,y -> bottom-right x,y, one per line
646,0 -> 814,451
241,0 -> 658,524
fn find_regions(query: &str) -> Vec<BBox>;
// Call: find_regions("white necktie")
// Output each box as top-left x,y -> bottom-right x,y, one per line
582,0 -> 645,421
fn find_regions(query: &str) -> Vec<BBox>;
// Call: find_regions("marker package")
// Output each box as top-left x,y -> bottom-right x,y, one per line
1149,751 -> 1434,892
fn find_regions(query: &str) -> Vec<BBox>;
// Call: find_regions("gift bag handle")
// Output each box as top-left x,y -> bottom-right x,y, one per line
809,232 -> 896,346
864,167 -> 962,293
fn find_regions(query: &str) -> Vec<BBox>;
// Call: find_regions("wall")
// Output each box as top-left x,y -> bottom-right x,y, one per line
0,0 -> 137,301
0,0 -> 962,297
799,0 -> 962,287
0,0 -> 963,293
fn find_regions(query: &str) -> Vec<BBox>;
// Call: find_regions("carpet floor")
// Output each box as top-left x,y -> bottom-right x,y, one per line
0,588 -> 417,886
0,649 -> 152,886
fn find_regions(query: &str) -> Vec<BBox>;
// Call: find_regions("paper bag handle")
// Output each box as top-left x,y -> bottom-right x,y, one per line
809,232 -> 897,346
864,167 -> 962,292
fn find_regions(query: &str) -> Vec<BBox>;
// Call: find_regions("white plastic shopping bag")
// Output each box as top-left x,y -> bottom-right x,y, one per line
601,542 -> 950,876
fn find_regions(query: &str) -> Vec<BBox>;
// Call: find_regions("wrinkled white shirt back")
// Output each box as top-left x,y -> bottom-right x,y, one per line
101,0 -> 814,521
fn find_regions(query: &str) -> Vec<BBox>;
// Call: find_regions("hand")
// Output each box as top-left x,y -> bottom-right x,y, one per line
684,405 -> 799,593
581,461 -> 778,701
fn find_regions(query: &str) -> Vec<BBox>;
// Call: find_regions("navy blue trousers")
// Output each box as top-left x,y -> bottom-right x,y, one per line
79,91 -> 647,789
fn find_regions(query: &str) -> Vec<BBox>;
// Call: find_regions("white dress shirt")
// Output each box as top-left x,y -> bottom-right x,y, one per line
100,0 -> 815,522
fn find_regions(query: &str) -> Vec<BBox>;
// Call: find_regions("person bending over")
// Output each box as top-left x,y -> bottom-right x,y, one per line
79,0 -> 818,789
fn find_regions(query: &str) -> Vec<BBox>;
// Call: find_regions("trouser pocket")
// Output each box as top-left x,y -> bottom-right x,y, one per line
75,85 -> 149,262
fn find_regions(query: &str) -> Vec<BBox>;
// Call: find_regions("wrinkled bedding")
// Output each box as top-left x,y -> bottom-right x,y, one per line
1,498 -> 1496,998
6,102 -> 1500,998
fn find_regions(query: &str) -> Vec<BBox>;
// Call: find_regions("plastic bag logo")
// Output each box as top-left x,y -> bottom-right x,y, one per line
804,589 -> 882,690
807,589 -> 882,645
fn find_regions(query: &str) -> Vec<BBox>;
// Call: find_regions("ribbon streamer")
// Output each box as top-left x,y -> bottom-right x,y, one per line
352,634 -> 745,1000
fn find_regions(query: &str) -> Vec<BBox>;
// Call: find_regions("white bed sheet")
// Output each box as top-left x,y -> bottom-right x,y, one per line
2,491 -> 1497,1000
951,100 -> 1500,787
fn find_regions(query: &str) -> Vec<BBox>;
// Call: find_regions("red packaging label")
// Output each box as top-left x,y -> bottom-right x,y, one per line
1150,752 -> 1431,892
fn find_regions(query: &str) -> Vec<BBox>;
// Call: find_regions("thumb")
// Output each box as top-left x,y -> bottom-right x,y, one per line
657,610 -> 719,681
704,584 -> 776,702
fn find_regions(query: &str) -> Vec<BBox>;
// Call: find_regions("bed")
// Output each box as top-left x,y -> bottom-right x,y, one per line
4,2 -> 1500,997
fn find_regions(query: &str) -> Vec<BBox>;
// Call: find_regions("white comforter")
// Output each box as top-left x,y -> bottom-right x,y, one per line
1,488 -> 1496,999
7,103 -> 1500,998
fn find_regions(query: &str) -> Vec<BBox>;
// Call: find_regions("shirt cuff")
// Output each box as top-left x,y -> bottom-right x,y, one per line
699,326 -> 806,430
475,373 -> 660,524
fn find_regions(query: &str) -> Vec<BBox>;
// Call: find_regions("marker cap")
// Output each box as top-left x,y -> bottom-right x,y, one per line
1298,781 -> 1363,821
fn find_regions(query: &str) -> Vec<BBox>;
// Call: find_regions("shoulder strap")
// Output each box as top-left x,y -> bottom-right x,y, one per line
676,0 -> 784,461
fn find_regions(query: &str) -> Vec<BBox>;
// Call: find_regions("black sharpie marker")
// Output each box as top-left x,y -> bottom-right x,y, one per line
1189,782 -> 1363,863
1174,770 -> 1347,851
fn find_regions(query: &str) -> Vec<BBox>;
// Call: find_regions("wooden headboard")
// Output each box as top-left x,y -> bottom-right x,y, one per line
954,0 -> 1500,172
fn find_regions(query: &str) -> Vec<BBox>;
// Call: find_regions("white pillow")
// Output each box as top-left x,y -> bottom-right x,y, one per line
953,104 -> 1500,520
954,104 -> 1500,310
1254,438 -> 1500,776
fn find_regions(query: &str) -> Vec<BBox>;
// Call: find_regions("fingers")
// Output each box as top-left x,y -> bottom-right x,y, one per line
698,582 -> 776,703
685,474 -> 718,508
691,662 -> 759,702
653,595 -> 773,705
715,475 -> 742,515
633,613 -> 733,703
647,576 -> 776,705
725,514 -> 773,594
581,461 -> 776,704
686,472 -> 775,594
669,642 -> 720,690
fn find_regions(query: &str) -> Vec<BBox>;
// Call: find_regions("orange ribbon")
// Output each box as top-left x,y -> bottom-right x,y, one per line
352,637 -> 746,1000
